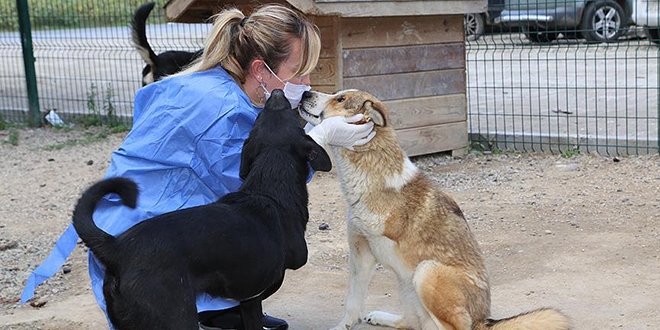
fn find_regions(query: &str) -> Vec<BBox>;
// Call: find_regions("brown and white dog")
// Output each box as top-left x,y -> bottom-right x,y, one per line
299,89 -> 571,330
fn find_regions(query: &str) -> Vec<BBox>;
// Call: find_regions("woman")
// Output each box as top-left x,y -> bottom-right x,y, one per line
21,4 -> 373,330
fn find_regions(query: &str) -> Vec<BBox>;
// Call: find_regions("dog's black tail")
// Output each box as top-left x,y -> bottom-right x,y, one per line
131,2 -> 158,67
72,177 -> 138,269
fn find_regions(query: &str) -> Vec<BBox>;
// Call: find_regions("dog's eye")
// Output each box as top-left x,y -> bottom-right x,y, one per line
336,96 -> 345,102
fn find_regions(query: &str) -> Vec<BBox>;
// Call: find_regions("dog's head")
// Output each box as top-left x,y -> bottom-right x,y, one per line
299,89 -> 388,129
239,89 -> 332,180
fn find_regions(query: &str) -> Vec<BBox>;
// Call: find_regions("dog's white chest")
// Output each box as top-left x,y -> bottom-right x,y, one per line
349,207 -> 387,236
349,214 -> 414,279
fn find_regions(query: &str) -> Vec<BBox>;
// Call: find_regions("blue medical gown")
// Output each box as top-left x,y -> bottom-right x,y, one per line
21,66 -> 266,325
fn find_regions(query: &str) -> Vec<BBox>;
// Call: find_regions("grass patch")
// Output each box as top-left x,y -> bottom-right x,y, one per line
80,83 -> 130,130
1,0 -> 168,31
5,130 -> 20,146
561,147 -> 581,158
42,130 -> 110,151
108,124 -> 130,134
1,115 -> 25,146
468,139 -> 506,156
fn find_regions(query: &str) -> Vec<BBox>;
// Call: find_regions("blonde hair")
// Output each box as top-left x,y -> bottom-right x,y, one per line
178,4 -> 321,83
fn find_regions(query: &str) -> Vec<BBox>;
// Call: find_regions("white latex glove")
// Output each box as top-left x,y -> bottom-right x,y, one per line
307,114 -> 376,150
304,122 -> 315,134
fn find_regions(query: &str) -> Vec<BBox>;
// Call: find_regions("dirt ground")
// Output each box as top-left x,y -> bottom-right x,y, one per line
0,127 -> 658,330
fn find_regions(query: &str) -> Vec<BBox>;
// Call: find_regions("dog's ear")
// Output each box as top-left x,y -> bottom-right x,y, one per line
304,135 -> 332,172
363,100 -> 387,127
239,136 -> 257,180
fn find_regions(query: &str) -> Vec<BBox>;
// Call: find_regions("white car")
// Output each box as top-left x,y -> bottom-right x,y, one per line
631,0 -> 660,43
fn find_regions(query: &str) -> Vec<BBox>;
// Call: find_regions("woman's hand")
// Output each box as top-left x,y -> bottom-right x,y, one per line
307,114 -> 376,150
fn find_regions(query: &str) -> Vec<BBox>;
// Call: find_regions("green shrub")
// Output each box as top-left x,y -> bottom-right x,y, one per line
1,0 -> 168,31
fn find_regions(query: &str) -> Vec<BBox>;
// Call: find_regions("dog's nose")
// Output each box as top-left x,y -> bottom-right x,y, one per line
264,89 -> 291,110
301,90 -> 313,100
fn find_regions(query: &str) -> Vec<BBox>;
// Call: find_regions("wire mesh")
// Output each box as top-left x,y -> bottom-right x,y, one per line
0,0 -> 207,127
2,0 -> 659,156
466,0 -> 660,156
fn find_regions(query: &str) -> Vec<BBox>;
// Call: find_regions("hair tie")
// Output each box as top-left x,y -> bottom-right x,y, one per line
240,17 -> 248,27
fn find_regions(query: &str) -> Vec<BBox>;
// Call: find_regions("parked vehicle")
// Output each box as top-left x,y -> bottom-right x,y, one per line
465,0 -> 505,41
496,0 -> 634,43
631,0 -> 660,44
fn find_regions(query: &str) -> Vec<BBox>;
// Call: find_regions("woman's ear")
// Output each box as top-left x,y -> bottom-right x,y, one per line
249,58 -> 266,82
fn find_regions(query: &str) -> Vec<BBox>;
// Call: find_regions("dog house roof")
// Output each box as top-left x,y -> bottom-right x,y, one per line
164,0 -> 487,23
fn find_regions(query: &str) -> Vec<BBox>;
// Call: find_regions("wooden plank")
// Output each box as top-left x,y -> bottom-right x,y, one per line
285,0 -> 317,14
312,85 -> 338,94
317,0 -> 449,2
165,0 -> 197,22
341,15 -> 463,49
343,43 -> 464,77
385,94 -> 466,130
318,24 -> 338,59
165,0 -> 485,23
310,15 -> 336,28
165,0 -> 290,22
395,121 -> 468,157
311,58 -> 338,85
343,69 -> 465,101
312,2 -> 485,18
336,17 -> 344,91
310,16 -> 341,92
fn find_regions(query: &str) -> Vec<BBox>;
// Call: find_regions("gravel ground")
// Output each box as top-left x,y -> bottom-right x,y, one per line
1,127 -> 659,329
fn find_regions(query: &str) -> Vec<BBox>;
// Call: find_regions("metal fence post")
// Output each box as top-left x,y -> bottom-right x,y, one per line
16,0 -> 41,127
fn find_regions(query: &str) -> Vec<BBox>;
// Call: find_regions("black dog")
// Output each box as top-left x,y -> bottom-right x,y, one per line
72,90 -> 332,330
131,2 -> 202,86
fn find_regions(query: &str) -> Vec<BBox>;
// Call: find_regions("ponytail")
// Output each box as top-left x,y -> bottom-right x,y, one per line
176,5 -> 320,84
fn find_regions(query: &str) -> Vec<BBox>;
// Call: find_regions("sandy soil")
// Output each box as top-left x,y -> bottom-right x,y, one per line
0,127 -> 658,330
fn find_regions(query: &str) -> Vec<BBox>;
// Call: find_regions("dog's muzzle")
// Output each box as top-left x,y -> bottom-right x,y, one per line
298,103 -> 322,126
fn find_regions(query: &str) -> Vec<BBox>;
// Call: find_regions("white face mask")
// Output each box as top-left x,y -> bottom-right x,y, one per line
262,63 -> 311,109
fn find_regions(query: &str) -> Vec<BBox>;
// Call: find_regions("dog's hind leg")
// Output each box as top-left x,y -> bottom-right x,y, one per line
330,233 -> 377,330
412,260 -> 473,330
239,297 -> 264,330
105,273 -> 199,330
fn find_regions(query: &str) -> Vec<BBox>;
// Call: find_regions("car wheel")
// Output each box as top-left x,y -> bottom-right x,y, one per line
523,27 -> 559,43
465,13 -> 486,41
645,27 -> 660,45
580,0 -> 626,42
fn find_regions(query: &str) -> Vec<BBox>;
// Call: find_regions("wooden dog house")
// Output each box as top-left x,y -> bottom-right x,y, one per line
165,0 -> 487,157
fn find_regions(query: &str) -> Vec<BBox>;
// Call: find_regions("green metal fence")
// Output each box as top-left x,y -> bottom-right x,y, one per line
0,0 -> 206,127
466,0 -> 660,155
2,0 -> 659,156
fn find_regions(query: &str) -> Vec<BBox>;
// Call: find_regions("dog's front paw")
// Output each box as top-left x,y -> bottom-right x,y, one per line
363,311 -> 403,328
330,317 -> 361,330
